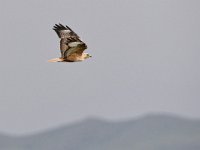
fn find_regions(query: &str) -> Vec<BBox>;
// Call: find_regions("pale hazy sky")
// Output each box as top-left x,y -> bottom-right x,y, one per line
0,0 -> 200,135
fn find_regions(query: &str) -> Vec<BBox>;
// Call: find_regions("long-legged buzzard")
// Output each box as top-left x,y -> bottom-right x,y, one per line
48,23 -> 91,62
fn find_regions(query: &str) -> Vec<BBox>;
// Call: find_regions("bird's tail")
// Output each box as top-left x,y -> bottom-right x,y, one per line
48,58 -> 63,62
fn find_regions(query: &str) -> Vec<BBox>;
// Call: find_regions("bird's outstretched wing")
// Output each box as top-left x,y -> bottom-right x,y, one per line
53,23 -> 87,58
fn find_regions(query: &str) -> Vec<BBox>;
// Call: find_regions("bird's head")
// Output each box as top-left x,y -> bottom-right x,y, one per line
84,53 -> 92,59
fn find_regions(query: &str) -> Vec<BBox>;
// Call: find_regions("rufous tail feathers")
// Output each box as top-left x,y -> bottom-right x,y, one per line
48,58 -> 63,62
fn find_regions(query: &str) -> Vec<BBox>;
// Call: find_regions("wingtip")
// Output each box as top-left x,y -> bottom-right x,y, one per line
53,23 -> 67,30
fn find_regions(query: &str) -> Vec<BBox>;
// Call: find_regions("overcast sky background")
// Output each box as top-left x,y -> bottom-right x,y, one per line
0,0 -> 199,135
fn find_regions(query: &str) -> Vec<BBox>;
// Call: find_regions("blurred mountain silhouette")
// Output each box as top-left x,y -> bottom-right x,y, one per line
0,114 -> 200,150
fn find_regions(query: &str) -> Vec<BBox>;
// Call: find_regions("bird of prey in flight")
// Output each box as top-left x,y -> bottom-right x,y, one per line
48,23 -> 91,62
